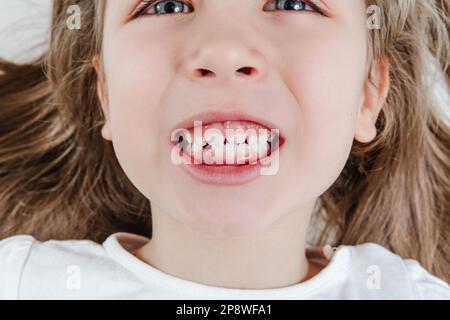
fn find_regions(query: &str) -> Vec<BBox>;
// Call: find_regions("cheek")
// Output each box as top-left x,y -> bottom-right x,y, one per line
280,24 -> 366,191
101,31 -> 177,191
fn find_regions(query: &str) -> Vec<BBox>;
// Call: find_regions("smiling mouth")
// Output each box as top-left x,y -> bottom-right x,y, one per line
170,113 -> 285,167
169,111 -> 285,186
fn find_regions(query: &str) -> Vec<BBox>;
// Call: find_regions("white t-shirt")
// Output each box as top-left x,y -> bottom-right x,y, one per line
0,232 -> 449,300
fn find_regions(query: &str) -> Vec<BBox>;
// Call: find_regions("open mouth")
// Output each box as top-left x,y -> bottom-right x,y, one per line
172,120 -> 284,166
169,111 -> 285,186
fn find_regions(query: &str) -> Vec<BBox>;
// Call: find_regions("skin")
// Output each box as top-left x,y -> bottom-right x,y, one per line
95,0 -> 390,289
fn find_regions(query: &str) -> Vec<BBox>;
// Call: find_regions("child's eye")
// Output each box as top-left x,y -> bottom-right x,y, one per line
263,0 -> 323,14
132,0 -> 194,18
130,0 -> 323,19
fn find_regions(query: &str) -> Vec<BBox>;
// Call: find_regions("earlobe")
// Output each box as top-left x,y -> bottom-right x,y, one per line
101,122 -> 113,141
354,58 -> 390,143
354,107 -> 377,143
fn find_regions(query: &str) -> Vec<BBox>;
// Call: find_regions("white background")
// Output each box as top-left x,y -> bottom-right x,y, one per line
0,0 -> 51,62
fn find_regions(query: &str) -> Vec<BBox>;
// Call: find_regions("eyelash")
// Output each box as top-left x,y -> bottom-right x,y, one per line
130,0 -> 325,19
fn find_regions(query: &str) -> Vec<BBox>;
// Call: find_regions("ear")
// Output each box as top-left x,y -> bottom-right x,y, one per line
355,58 -> 390,143
92,55 -> 112,141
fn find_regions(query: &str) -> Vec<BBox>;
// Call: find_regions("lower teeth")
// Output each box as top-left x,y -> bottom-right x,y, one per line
181,142 -> 273,165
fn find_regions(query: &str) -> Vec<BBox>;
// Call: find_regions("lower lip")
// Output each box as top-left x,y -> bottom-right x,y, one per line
171,144 -> 281,186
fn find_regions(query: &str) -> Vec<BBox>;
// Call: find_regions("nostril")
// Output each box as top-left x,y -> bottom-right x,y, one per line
236,67 -> 255,76
197,68 -> 215,77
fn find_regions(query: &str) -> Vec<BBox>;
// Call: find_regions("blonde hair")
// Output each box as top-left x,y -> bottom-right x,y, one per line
0,1 -> 449,282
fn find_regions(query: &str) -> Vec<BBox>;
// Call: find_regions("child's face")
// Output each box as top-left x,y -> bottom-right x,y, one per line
99,0 -> 373,236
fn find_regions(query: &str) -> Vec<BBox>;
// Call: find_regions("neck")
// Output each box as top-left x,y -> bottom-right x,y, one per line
134,202 -> 317,289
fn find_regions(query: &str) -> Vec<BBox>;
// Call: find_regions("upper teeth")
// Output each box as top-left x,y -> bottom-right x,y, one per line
204,131 -> 277,145
183,132 -> 277,146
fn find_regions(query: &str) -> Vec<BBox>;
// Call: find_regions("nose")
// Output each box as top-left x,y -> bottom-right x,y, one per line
182,36 -> 268,85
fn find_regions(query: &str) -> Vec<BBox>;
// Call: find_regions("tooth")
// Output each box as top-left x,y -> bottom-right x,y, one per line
225,142 -> 236,165
248,138 -> 258,163
245,128 -> 258,143
269,131 -> 280,150
192,140 -> 203,153
187,141 -> 203,164
182,140 -> 191,156
236,143 -> 250,165
247,134 -> 257,145
258,141 -> 269,158
193,136 -> 206,147
224,135 -> 238,145
258,128 -> 269,142
202,145 -> 215,165
204,143 -> 224,165
224,127 -> 235,145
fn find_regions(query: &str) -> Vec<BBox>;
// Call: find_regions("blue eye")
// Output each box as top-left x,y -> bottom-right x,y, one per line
153,1 -> 191,14
264,0 -> 321,14
133,0 -> 193,17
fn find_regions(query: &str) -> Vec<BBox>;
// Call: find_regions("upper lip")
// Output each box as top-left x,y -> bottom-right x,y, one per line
172,110 -> 285,140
